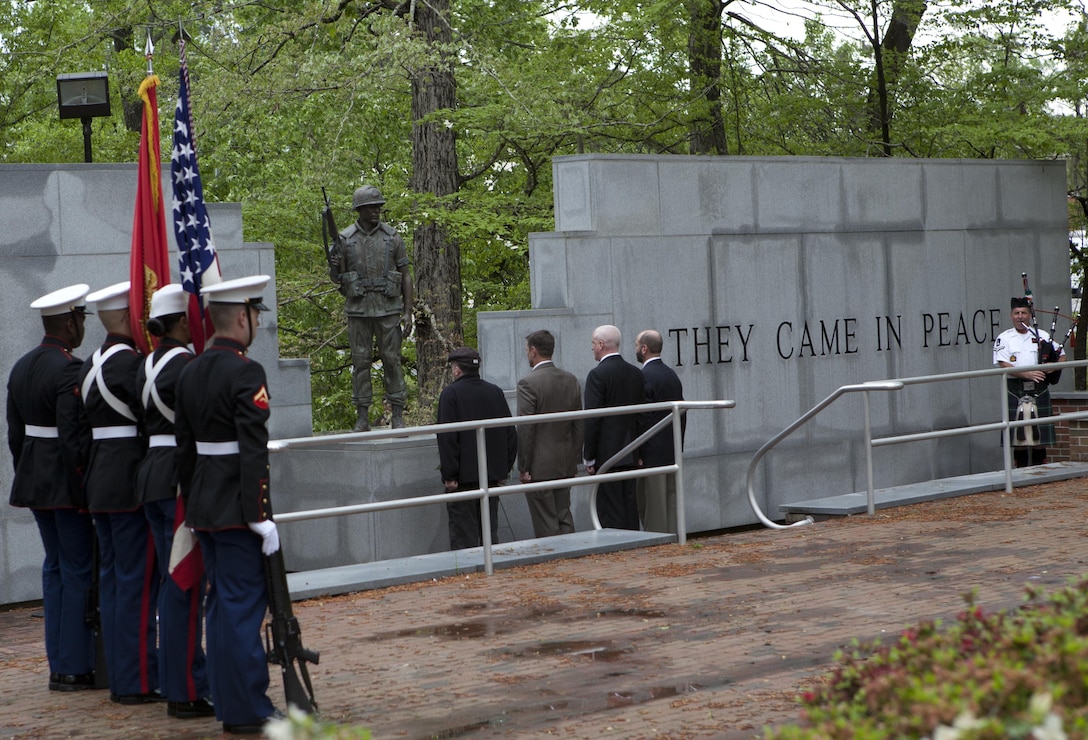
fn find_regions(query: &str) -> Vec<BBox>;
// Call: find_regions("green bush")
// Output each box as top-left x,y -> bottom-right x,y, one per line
769,578 -> 1088,739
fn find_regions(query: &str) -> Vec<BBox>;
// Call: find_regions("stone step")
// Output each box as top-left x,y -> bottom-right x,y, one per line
778,461 -> 1088,518
287,529 -> 675,600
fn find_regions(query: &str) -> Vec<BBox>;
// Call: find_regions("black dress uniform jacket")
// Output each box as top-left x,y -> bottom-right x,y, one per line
77,334 -> 145,513
135,337 -> 193,504
175,337 -> 273,530
7,335 -> 87,509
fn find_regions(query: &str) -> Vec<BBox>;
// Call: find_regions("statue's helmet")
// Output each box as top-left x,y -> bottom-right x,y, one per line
352,185 -> 386,209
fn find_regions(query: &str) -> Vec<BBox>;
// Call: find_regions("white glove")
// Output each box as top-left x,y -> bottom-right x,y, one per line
248,520 -> 280,555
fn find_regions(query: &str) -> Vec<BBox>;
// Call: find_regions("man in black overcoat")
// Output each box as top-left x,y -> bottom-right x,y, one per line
437,347 -> 518,550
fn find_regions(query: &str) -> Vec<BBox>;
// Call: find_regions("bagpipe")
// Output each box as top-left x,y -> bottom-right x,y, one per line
1011,273 -> 1076,446
1020,272 -> 1075,371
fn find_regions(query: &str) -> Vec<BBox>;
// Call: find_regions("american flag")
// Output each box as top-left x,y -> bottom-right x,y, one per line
171,41 -> 220,353
166,40 -> 213,591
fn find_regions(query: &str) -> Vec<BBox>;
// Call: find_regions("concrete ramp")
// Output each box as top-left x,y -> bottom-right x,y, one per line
778,461 -> 1088,518
287,529 -> 675,600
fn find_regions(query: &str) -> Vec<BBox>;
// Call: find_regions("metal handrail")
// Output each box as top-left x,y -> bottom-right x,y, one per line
748,359 -> 1088,528
745,382 -> 904,530
270,399 -> 734,574
588,407 -> 690,541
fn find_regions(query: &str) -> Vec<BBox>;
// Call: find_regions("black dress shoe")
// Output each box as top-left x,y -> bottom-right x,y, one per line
49,673 -> 95,691
223,710 -> 282,735
168,697 -> 216,719
222,720 -> 267,735
111,689 -> 166,705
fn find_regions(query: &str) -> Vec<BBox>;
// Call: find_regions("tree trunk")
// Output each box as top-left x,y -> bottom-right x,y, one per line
688,0 -> 729,155
867,0 -> 927,154
409,0 -> 462,415
112,27 -> 143,133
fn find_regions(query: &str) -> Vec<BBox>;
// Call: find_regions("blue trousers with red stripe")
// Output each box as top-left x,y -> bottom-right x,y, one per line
197,528 -> 275,725
93,511 -> 158,695
32,508 -> 96,676
145,499 -> 208,702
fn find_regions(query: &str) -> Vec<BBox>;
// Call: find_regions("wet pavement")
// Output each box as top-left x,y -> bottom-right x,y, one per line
2,478 -> 1087,739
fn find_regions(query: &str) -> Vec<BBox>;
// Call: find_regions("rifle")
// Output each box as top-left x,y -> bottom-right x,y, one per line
264,548 -> 319,714
321,187 -> 342,277
85,535 -> 109,689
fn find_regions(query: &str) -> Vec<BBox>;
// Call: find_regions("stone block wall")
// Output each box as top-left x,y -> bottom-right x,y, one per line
480,154 -> 1071,533
0,163 -> 312,605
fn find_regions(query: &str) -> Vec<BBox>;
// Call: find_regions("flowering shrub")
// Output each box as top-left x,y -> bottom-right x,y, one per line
769,578 -> 1088,739
264,706 -> 371,740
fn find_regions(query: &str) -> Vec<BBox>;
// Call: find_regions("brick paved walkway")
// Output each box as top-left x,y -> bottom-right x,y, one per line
2,479 -> 1086,739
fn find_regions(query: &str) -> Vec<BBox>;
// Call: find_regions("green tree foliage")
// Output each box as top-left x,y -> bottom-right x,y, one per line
4,0 -> 1088,426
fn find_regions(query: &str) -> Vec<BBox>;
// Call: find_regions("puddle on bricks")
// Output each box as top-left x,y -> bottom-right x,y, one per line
369,605 -> 667,642
418,682 -> 706,737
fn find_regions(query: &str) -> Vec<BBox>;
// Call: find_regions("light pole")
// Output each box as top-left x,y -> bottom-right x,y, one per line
56,72 -> 111,163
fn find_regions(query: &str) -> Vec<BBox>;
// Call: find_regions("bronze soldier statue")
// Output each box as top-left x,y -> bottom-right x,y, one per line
327,185 -> 413,431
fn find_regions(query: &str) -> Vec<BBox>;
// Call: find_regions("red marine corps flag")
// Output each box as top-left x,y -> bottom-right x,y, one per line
127,35 -> 172,354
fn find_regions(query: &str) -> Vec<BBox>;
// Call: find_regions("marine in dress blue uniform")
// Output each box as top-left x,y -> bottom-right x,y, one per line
79,281 -> 160,703
175,275 -> 278,735
7,284 -> 96,690
135,284 -> 214,719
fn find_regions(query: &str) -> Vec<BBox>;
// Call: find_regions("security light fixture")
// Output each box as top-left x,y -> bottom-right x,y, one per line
56,71 -> 111,162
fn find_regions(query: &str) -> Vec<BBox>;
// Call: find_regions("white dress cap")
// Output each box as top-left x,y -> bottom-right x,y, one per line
201,275 -> 271,310
30,284 -> 91,317
149,283 -> 189,319
87,281 -> 131,312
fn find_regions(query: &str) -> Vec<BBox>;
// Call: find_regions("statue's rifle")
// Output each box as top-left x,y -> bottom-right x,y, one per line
321,188 -> 341,275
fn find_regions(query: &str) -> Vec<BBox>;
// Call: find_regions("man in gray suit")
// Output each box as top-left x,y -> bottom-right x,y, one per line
516,330 -> 583,538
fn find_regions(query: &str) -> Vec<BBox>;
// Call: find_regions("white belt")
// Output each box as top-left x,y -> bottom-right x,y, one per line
197,441 -> 240,456
25,425 -> 59,438
148,434 -> 177,448
92,425 -> 139,440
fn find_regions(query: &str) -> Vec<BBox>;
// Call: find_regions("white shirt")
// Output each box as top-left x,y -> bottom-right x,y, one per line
993,326 -> 1051,368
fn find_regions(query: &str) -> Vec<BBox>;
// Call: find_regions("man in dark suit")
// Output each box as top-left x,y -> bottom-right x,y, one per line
635,329 -> 685,533
583,325 -> 645,530
516,330 -> 582,538
79,281 -> 159,704
8,284 -> 96,691
437,347 -> 518,550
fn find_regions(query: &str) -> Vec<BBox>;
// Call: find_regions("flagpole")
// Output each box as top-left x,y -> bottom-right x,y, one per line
145,29 -> 154,75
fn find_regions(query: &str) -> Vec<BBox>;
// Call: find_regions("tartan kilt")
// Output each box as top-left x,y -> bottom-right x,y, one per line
1005,380 -> 1055,446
